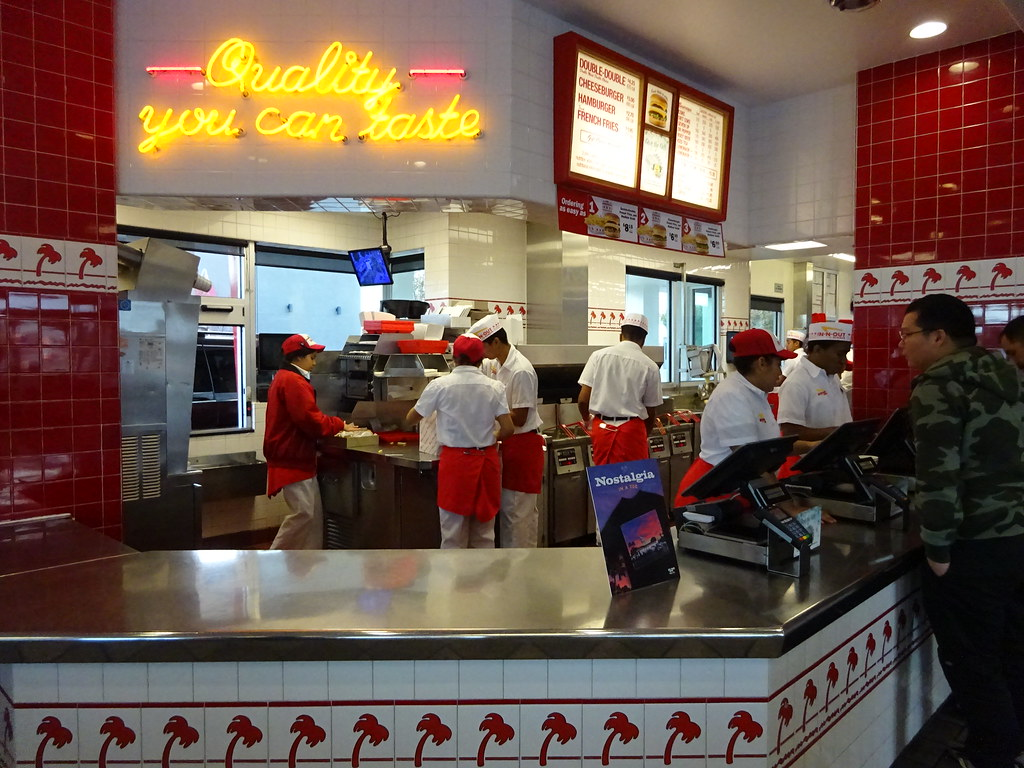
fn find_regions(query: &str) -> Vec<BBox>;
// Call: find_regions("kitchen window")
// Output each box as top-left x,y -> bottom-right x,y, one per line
625,268 -> 721,384
750,295 -> 784,339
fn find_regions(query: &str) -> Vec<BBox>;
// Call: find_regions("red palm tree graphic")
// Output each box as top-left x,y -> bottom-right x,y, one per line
990,261 -> 1013,290
35,243 -> 62,277
476,713 -> 514,766
801,679 -> 817,731
920,267 -> 942,294
518,306 -> 526,315
413,713 -> 452,767
506,305 -> 514,314
863,633 -> 877,678
600,311 -> 607,323
954,264 -> 977,291
352,713 -> 389,768
160,715 -> 198,768
882,620 -> 893,658
600,711 -> 639,765
98,716 -> 136,768
663,710 -> 701,764
825,662 -> 840,710
0,239 -> 16,260
774,698 -> 793,754
590,310 -> 597,323
859,272 -> 878,297
618,312 -> 625,322
539,712 -> 577,765
35,715 -> 73,768
725,710 -> 763,764
224,715 -> 262,768
78,247 -> 103,279
287,714 -> 326,768
889,269 -> 910,295
494,304 -> 502,313
844,646 -> 859,695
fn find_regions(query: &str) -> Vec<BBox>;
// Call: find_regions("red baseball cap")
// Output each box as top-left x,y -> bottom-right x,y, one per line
281,333 -> 326,355
452,333 -> 484,363
729,328 -> 797,359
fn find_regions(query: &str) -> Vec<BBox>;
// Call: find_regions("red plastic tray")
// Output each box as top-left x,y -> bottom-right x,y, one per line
377,431 -> 419,444
396,339 -> 448,353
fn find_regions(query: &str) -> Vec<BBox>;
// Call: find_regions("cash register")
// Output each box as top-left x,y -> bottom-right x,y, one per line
674,435 -> 813,578
784,418 -> 910,525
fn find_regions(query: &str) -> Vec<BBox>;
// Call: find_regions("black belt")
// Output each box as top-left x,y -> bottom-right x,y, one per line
593,413 -> 634,423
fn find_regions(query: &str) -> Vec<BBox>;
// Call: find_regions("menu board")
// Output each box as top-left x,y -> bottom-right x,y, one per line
554,32 -> 733,223
568,51 -> 643,188
671,96 -> 727,210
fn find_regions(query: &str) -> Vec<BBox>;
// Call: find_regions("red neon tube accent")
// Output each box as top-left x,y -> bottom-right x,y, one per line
146,66 -> 205,75
408,68 -> 466,78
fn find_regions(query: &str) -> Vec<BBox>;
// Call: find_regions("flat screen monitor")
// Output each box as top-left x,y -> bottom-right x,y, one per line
256,333 -> 291,371
865,407 -> 916,475
349,247 -> 393,286
683,435 -> 798,499
790,418 -> 880,473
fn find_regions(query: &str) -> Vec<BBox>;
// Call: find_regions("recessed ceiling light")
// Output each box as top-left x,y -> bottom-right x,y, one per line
831,253 -> 856,262
910,21 -> 947,39
763,240 -> 826,251
948,61 -> 979,75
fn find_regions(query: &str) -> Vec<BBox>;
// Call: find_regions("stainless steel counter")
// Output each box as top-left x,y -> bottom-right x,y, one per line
0,516 -> 921,664
320,437 -> 438,470
0,515 -> 135,578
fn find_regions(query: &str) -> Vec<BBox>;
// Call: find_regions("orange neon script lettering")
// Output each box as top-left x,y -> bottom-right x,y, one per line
137,105 -> 242,153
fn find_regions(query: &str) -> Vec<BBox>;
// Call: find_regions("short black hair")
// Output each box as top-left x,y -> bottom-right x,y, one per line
483,327 -> 509,346
453,354 -> 482,367
733,354 -> 766,375
1001,316 -> 1024,342
805,339 -> 849,354
905,293 -> 977,347
284,349 -> 314,365
621,325 -> 647,344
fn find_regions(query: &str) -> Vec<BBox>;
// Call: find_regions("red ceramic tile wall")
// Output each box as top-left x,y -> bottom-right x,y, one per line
0,0 -> 121,538
852,31 -> 1024,420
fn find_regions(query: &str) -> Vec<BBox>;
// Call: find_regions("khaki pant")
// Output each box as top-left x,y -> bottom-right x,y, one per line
499,489 -> 539,547
438,508 -> 495,549
270,477 -> 323,549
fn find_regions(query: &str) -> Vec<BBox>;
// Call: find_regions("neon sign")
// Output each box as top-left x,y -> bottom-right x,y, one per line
137,37 -> 482,153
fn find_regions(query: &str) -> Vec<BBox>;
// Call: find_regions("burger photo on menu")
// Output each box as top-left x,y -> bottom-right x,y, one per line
647,90 -> 668,129
603,213 -> 621,239
585,211 -> 608,236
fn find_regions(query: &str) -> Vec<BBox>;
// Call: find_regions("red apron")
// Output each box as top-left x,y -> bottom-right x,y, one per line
674,456 -> 716,507
776,454 -> 801,479
591,418 -> 649,465
437,445 -> 501,521
500,431 -> 545,493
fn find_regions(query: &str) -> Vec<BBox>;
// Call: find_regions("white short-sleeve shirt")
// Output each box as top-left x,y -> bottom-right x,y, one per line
780,346 -> 806,378
413,366 -> 510,447
777,355 -> 852,429
698,371 -> 781,466
578,340 -> 663,418
481,345 -> 543,434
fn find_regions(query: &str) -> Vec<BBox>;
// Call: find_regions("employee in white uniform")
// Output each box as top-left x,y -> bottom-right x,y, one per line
469,314 -> 545,547
777,316 -> 853,442
674,328 -> 817,506
577,312 -> 663,465
779,329 -> 806,380
407,334 -> 515,549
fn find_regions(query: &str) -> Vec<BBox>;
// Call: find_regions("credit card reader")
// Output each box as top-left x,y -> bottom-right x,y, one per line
745,476 -> 812,549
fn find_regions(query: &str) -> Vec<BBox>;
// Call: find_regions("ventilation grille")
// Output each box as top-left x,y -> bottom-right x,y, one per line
121,433 -> 164,501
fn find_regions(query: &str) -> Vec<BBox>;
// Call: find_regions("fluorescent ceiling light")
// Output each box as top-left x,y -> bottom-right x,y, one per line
831,252 -> 856,262
763,240 -> 826,251
910,21 -> 947,39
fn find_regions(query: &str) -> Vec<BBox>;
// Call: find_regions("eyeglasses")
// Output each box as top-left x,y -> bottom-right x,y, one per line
897,328 -> 931,340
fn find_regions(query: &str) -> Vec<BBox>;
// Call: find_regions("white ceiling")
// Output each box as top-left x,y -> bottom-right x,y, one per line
524,0 -> 1023,106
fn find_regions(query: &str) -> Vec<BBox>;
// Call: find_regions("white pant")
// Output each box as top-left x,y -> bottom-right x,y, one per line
438,508 -> 495,549
499,489 -> 539,547
270,477 -> 324,550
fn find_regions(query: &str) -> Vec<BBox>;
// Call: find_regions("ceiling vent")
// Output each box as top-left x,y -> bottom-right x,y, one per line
829,0 -> 880,10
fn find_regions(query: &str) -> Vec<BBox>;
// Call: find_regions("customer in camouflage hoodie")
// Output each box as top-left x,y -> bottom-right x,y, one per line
900,293 -> 1024,768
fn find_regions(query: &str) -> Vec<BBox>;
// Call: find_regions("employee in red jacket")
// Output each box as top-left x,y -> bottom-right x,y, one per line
264,333 -> 345,549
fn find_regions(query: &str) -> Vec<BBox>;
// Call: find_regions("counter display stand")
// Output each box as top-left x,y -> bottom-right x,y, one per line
0,514 -> 947,768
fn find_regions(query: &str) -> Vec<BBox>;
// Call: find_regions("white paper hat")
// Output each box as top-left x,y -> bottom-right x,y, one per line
621,312 -> 649,333
807,315 -> 853,343
785,329 -> 806,342
468,314 -> 503,341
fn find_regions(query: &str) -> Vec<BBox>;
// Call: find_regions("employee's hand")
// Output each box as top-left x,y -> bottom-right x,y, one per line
927,558 -> 949,577
342,422 -> 362,432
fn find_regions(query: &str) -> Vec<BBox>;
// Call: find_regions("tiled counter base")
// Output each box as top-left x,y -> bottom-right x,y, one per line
1,571 -> 947,768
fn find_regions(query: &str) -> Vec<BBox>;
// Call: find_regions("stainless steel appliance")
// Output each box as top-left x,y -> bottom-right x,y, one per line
118,238 -> 210,550
543,424 -> 592,545
647,430 -> 672,504
664,417 -> 695,501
